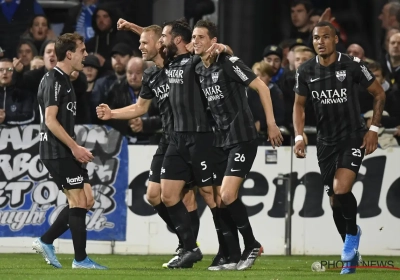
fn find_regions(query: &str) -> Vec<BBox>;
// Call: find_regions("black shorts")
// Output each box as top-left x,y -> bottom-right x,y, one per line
223,139 -> 258,178
149,142 -> 169,184
161,132 -> 214,187
41,158 -> 89,191
317,137 -> 365,196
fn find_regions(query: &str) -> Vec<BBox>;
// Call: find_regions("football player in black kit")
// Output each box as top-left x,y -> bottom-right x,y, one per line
157,19 -> 239,269
97,19 -> 233,269
97,24 -> 199,268
293,21 -> 385,274
34,33 -> 107,269
192,20 -> 283,270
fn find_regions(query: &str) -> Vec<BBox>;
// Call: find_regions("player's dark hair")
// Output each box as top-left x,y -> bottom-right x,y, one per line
290,0 -> 313,13
0,58 -> 12,63
55,33 -> 84,62
313,21 -> 337,35
163,19 -> 192,44
194,19 -> 218,39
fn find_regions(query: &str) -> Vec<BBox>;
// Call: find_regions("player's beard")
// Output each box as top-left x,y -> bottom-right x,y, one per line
165,42 -> 178,60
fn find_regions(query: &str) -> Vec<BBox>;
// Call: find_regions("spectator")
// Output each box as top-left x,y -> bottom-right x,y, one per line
379,1 -> 400,31
309,9 -> 322,30
248,61 -> 285,138
104,57 -> 161,144
262,45 -> 285,84
346,44 -> 366,61
16,39 -> 37,72
91,42 -> 132,122
287,39 -> 307,71
382,33 -> 400,87
0,58 -> 34,126
62,0 -> 99,42
30,55 -> 44,70
0,0 -> 44,59
384,28 -> 400,54
21,15 -> 56,56
278,39 -> 292,69
289,0 -> 313,42
77,54 -> 102,124
365,62 -> 400,130
85,4 -> 139,71
294,46 -> 314,70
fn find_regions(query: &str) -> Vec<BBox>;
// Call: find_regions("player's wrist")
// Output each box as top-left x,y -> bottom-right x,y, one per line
69,142 -> 79,151
369,125 -> 379,133
295,135 -> 304,143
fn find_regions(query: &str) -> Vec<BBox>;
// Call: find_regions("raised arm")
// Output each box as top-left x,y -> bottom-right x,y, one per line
96,97 -> 152,120
117,18 -> 144,35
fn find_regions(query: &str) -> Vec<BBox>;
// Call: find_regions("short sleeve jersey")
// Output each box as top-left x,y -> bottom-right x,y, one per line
37,66 -> 76,159
294,52 -> 375,145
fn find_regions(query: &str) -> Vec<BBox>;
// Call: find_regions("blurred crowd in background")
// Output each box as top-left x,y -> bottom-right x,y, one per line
0,0 -> 399,148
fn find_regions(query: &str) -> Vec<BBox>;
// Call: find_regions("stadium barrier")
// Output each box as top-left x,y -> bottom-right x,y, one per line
0,124 -> 399,256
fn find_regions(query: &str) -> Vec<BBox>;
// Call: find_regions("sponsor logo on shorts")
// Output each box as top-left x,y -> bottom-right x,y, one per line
66,175 -> 84,185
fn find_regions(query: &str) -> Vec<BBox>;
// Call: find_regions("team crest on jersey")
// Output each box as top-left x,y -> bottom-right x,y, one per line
212,72 -> 219,83
180,58 -> 190,65
10,105 -> 16,112
335,70 -> 346,82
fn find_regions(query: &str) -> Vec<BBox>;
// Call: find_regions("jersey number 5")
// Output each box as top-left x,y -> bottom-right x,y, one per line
352,148 -> 362,157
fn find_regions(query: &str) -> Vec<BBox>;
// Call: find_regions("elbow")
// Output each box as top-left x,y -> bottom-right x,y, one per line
45,117 -> 55,128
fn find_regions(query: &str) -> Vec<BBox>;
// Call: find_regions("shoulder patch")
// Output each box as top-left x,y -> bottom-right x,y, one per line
229,56 -> 240,63
353,57 -> 361,63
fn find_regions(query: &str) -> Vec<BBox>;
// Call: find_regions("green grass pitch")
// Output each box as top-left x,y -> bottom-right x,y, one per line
0,254 -> 399,280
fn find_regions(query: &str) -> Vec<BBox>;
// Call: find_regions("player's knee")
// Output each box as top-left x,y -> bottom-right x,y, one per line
146,191 -> 161,206
147,182 -> 162,206
220,189 -> 236,205
161,191 -> 178,207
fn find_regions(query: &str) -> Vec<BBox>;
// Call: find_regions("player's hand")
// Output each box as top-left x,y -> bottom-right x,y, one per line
206,43 -> 226,57
72,145 -> 94,163
13,57 -> 24,73
319,7 -> 336,23
96,103 -> 112,120
129,118 -> 143,132
361,130 -> 378,155
186,42 -> 194,53
267,124 -> 283,148
117,18 -> 131,31
0,109 -> 5,124
294,139 -> 306,158
394,126 -> 400,137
